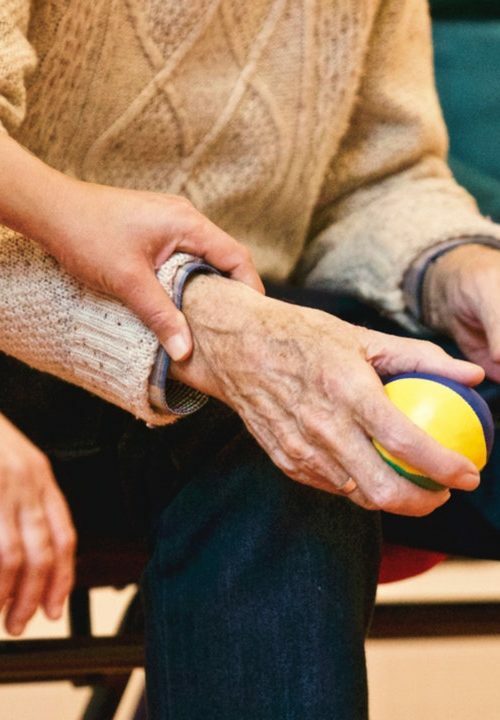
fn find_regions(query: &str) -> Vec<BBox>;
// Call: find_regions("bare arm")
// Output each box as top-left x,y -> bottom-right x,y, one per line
170,274 -> 483,517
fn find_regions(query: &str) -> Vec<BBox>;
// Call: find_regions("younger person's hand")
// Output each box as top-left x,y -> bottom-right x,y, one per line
0,134 -> 264,362
41,181 -> 264,361
0,415 -> 76,636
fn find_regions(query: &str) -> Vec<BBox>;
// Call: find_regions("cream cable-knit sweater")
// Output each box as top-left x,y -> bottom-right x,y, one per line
2,0 -> 500,424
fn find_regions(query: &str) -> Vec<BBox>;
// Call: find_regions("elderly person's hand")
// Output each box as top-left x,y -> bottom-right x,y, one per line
422,244 -> 500,381
170,274 -> 484,517
0,135 -> 264,362
0,415 -> 76,636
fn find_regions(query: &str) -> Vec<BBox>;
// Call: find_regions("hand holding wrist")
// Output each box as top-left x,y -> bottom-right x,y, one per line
0,135 -> 263,361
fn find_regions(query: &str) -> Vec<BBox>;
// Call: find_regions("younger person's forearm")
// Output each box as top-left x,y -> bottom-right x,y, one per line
0,134 -> 75,249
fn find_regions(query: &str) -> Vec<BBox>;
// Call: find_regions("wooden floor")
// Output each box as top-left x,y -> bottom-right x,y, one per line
0,561 -> 499,720
369,560 -> 500,720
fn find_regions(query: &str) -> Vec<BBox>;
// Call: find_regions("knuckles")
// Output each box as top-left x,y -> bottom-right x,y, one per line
363,468 -> 406,513
376,425 -> 413,459
145,307 -> 183,336
54,528 -> 77,557
234,244 -> 253,265
1,544 -> 24,574
0,451 -> 50,486
170,195 -> 193,210
110,264 -> 141,297
419,339 -> 445,357
28,547 -> 54,572
368,484 -> 401,513
365,472 -> 445,517
281,436 -> 307,463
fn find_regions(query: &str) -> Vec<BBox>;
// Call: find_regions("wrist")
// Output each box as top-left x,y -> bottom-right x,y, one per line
169,273 -> 270,401
405,237 -> 500,325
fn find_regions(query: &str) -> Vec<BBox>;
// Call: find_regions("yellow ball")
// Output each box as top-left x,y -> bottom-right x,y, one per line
374,372 -> 494,491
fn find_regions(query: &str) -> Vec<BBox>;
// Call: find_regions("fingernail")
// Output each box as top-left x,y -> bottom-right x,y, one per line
466,472 -> 480,488
165,333 -> 190,362
48,604 -> 63,620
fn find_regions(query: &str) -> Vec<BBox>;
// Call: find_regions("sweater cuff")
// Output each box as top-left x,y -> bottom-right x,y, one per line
403,236 -> 500,323
68,252 -> 210,426
149,261 -> 219,415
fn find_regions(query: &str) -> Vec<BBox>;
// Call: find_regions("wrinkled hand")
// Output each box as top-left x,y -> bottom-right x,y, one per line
171,275 -> 483,517
0,415 -> 76,635
39,180 -> 263,361
423,244 -> 500,381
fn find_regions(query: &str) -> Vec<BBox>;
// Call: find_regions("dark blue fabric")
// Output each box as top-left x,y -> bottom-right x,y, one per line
143,428 -> 380,720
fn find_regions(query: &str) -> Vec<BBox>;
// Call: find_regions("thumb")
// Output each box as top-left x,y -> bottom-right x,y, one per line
117,266 -> 193,361
370,331 -> 485,386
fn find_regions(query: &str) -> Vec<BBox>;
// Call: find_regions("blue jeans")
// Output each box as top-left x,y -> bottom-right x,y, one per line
142,413 -> 380,720
1,287 -> 499,719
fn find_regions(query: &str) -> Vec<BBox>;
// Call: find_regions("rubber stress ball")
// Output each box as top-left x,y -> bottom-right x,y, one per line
374,372 -> 494,491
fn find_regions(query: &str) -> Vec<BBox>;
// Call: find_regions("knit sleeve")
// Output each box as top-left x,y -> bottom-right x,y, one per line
0,225 -> 206,426
298,0 -> 500,329
0,0 -> 37,134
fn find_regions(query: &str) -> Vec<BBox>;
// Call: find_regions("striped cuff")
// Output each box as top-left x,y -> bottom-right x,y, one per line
403,236 -> 500,324
149,260 -> 219,415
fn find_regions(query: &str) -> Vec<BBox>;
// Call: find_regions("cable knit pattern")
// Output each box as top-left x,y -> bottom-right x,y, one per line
0,228 -> 195,425
0,0 -> 36,133
2,0 -> 500,422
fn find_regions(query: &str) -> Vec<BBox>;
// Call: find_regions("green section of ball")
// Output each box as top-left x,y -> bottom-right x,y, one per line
380,455 -> 444,492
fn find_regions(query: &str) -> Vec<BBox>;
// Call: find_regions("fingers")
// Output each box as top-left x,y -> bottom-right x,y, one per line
291,399 -> 454,516
269,441 -> 373,506
476,300 -> 500,364
112,260 -> 194,361
161,208 -> 265,294
187,221 -> 265,294
360,333 -> 484,488
332,425 -> 452,517
0,437 -> 76,636
355,382 -> 479,492
0,506 -> 23,613
367,331 -> 484,386
5,505 -> 53,635
119,211 -> 263,362
262,411 -> 451,517
41,486 -> 76,620
4,490 -> 75,635
260,360 -> 476,516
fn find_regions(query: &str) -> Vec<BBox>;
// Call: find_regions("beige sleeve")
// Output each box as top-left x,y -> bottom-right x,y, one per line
299,0 -> 500,328
0,225 -> 203,425
0,0 -> 37,134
